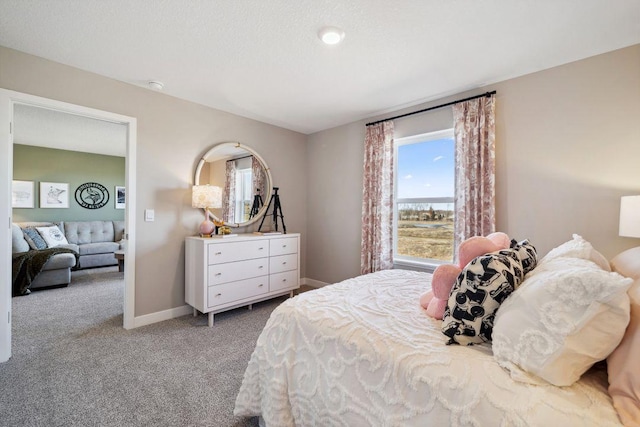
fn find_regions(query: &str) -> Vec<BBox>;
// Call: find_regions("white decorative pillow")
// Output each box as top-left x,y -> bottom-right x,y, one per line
492,257 -> 632,386
36,225 -> 68,248
541,234 -> 611,271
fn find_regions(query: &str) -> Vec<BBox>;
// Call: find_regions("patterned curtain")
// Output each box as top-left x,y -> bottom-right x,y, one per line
251,156 -> 265,204
452,94 -> 496,256
360,121 -> 395,275
223,160 -> 237,223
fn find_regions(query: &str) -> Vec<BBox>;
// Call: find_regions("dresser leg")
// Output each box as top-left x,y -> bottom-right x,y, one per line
193,307 -> 197,317
208,312 -> 214,327
248,304 -> 253,311
290,290 -> 294,298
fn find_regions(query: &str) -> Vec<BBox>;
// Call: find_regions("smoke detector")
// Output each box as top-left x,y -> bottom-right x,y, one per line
147,80 -> 164,91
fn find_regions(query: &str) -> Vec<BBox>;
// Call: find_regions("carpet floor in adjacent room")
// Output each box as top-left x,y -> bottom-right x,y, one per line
0,266 -> 289,427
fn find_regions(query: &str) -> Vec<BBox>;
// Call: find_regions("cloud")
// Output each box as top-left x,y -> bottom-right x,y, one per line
433,155 -> 444,162
404,174 -> 413,179
424,183 -> 432,187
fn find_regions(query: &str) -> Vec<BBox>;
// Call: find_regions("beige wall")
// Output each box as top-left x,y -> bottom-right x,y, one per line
3,43 -> 639,314
307,44 -> 640,284
1,46 -> 308,317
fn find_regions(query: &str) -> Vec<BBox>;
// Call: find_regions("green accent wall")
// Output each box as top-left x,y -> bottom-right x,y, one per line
12,144 -> 125,222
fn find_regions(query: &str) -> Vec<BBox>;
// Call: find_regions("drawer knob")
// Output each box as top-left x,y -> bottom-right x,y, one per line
259,247 -> 264,250
259,265 -> 264,269
215,273 -> 222,276
282,262 -> 287,265
215,251 -> 222,255
215,293 -> 222,297
259,284 -> 264,287
282,245 -> 287,248
282,279 -> 287,282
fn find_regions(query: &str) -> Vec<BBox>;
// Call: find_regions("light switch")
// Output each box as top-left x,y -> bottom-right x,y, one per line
145,209 -> 155,222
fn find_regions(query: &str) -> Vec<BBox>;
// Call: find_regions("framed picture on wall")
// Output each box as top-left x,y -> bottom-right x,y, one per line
115,186 -> 125,209
40,182 -> 69,208
12,180 -> 34,208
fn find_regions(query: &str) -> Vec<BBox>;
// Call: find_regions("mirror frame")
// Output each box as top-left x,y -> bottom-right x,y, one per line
194,141 -> 273,228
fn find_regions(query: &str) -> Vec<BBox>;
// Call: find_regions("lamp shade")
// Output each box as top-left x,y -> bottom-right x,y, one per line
619,195 -> 640,238
192,185 -> 222,209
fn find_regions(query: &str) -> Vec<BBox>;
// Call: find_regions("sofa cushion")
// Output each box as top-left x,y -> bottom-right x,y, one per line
77,241 -> 120,256
64,221 -> 115,245
114,220 -> 125,241
12,224 -> 30,253
22,227 -> 47,250
41,252 -> 77,270
57,243 -> 80,253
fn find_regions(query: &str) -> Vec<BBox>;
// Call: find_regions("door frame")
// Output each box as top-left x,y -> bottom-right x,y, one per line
0,88 -> 137,363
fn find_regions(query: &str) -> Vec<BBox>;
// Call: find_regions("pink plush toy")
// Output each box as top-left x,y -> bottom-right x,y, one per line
420,232 -> 510,319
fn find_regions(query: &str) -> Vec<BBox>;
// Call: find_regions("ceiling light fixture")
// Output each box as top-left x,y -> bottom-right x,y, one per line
148,80 -> 164,91
318,26 -> 345,45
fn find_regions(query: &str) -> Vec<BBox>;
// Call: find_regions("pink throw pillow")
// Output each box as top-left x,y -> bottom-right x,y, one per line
608,247 -> 640,427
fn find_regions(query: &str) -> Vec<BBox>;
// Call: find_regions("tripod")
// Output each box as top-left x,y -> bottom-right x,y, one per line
249,188 -> 263,219
258,187 -> 286,233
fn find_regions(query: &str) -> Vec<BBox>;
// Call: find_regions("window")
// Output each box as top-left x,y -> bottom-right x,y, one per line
234,167 -> 252,223
394,129 -> 455,266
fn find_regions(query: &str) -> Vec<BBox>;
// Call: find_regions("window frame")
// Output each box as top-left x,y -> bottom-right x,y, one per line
234,167 -> 252,223
393,128 -> 455,270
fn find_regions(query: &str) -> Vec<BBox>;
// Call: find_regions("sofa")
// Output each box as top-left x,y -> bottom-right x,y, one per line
62,220 -> 125,269
12,223 -> 77,291
12,220 -> 125,291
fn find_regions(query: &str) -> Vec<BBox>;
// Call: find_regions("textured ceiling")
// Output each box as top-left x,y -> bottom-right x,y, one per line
1,0 -> 639,136
13,105 -> 127,157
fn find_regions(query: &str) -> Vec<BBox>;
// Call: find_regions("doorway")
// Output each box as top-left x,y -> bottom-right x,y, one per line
0,89 -> 137,362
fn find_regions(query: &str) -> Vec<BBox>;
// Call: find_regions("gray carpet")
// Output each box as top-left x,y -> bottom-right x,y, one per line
0,266 -> 288,427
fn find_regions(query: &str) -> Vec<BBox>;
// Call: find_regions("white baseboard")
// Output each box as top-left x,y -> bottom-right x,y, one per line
133,304 -> 192,328
132,278 -> 328,329
301,277 -> 329,288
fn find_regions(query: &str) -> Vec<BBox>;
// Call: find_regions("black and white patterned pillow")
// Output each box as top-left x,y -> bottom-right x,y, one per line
442,240 -> 537,345
509,238 -> 538,275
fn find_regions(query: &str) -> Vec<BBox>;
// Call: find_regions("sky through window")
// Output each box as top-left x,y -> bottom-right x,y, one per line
397,137 -> 454,199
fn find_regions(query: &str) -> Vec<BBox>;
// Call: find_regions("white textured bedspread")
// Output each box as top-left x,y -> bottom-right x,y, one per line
234,269 -> 621,426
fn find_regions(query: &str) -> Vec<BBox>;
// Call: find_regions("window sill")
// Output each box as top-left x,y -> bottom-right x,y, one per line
393,258 -> 441,274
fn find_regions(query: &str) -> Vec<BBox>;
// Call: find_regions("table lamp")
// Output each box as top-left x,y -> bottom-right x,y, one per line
192,185 -> 223,237
619,195 -> 640,238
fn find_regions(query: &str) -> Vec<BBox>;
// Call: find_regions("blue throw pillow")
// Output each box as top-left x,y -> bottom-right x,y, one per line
22,227 -> 47,250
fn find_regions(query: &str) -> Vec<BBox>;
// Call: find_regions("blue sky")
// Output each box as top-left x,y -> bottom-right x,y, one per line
397,137 -> 454,198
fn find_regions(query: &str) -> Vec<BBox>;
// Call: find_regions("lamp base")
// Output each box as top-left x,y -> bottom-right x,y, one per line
198,219 -> 215,237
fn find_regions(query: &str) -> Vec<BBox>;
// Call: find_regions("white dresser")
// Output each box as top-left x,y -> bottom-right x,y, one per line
185,233 -> 300,326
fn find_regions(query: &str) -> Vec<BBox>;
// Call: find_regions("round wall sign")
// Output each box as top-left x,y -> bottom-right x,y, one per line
75,182 -> 110,209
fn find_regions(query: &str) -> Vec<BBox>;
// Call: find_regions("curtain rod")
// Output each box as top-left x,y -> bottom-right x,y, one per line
226,154 -> 253,162
365,90 -> 496,127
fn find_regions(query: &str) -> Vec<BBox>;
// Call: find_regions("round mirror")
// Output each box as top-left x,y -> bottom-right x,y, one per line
194,142 -> 272,228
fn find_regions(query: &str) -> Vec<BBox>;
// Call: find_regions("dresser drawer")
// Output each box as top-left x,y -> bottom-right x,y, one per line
207,276 -> 268,308
270,270 -> 299,292
269,253 -> 297,274
208,258 -> 268,285
208,240 -> 269,264
269,237 -> 298,256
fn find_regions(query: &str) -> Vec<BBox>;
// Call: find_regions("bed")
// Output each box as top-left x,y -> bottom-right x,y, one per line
234,241 -> 639,426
